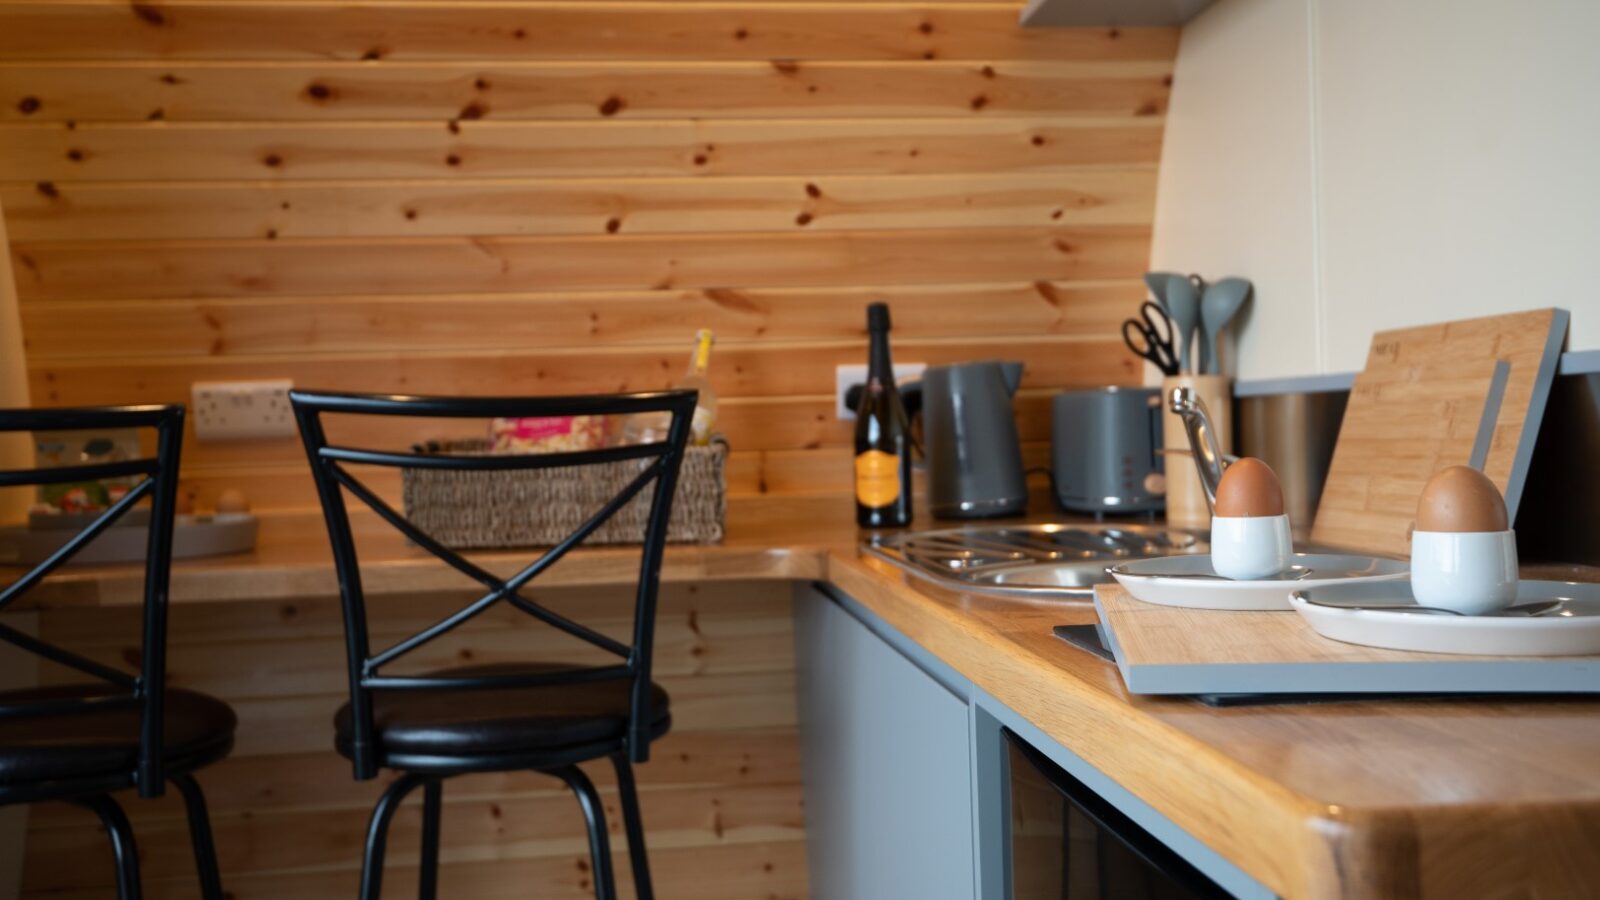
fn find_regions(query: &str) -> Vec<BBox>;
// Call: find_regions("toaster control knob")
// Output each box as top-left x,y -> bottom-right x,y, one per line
1143,472 -> 1166,497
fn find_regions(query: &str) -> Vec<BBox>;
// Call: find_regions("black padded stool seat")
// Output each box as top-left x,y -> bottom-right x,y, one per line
0,684 -> 236,789
334,663 -> 671,762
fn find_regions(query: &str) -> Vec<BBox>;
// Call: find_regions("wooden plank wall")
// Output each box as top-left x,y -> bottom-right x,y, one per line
0,2 -> 1173,897
0,0 -> 1170,511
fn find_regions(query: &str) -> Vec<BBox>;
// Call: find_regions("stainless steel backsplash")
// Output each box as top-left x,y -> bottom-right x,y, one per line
1234,391 -> 1348,540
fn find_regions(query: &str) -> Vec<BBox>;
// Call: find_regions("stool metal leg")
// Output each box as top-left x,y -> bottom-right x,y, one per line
610,753 -> 654,900
171,773 -> 225,900
551,766 -> 615,900
74,794 -> 142,900
418,779 -> 442,900
360,773 -> 429,900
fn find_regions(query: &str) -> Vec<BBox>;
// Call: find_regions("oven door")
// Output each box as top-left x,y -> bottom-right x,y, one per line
1005,729 -> 1233,899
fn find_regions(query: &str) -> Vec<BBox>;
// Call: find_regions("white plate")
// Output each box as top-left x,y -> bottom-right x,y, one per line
1108,553 -> 1408,611
1290,580 -> 1600,657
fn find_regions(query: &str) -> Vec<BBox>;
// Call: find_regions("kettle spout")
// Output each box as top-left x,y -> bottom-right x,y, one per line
1000,362 -> 1024,395
1167,386 -> 1234,515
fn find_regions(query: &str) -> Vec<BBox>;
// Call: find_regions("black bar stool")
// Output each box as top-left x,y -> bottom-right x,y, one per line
289,389 -> 698,900
0,405 -> 235,900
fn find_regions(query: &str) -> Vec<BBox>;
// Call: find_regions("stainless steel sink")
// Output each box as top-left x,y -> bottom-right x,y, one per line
864,523 -> 1206,600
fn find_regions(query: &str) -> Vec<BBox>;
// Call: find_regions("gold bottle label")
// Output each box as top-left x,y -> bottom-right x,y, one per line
855,450 -> 901,507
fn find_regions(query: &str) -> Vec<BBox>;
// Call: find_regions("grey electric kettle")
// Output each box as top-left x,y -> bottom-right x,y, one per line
918,361 -> 1028,518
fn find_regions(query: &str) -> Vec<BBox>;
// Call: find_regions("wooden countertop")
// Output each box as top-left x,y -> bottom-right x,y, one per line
828,554 -> 1600,899
22,498 -> 1600,898
19,495 -> 850,608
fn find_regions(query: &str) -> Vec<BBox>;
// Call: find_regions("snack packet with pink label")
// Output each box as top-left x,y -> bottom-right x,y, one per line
489,416 -> 607,454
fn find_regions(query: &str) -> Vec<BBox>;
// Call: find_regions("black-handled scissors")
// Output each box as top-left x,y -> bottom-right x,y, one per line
1121,301 -> 1180,376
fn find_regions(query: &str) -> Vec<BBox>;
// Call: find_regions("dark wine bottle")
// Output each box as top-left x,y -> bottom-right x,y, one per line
854,303 -> 913,528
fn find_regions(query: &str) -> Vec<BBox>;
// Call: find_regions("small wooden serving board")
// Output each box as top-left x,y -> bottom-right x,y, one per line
1092,585 -> 1600,696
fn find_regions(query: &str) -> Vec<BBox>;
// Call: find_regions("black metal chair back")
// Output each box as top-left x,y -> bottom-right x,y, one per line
0,405 -> 185,798
290,389 -> 697,780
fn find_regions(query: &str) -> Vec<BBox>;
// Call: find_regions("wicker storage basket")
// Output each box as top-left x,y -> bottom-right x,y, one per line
401,439 -> 726,549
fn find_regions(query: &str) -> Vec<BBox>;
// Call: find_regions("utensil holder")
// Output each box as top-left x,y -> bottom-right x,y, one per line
1160,374 -> 1232,529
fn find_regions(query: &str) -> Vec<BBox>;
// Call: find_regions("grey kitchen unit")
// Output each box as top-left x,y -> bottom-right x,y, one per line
792,582 -> 1272,900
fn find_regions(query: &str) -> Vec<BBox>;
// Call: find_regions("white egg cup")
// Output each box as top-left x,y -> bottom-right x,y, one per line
1210,514 -> 1293,581
1410,530 -> 1519,615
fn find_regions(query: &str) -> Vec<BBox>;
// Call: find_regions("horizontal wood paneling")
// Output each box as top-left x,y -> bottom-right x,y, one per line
17,281 -> 1142,357
163,441 -> 1050,513
6,2 -> 1172,894
0,4 -> 1176,63
26,733 -> 804,828
0,118 -> 1163,181
10,225 -> 1151,300
29,840 -> 812,900
25,781 -> 805,890
2,170 -> 1157,240
25,337 -> 1135,402
78,391 -> 1064,469
225,671 -> 796,758
0,60 -> 1170,123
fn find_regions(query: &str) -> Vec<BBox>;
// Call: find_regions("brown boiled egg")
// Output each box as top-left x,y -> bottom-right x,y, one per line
1213,457 -> 1286,518
1415,466 -> 1507,533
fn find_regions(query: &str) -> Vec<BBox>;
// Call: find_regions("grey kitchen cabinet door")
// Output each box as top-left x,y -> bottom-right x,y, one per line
795,584 -> 976,899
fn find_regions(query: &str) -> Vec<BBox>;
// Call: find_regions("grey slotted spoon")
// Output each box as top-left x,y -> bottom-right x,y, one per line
1163,273 -> 1202,375
1143,271 -> 1183,314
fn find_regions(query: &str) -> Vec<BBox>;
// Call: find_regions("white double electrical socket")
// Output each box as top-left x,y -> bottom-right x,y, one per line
192,380 -> 295,441
834,362 -> 925,420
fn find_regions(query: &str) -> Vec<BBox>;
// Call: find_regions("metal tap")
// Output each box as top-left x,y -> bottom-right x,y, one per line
1167,386 -> 1237,515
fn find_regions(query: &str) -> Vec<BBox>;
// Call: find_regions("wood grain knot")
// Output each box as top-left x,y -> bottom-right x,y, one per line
598,95 -> 626,116
17,96 -> 40,115
130,3 -> 166,26
35,181 -> 59,199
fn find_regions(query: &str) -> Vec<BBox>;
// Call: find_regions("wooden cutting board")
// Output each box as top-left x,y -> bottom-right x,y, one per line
1093,585 -> 1600,695
1309,308 -> 1568,556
